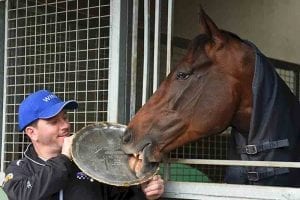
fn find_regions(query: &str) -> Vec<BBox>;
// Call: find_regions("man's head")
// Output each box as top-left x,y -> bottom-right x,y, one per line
18,89 -> 78,132
18,90 -> 78,158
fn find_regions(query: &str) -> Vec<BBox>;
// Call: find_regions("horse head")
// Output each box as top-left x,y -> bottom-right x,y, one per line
122,9 -> 255,174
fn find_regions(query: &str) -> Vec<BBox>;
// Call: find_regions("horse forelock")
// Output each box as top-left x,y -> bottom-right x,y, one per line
187,34 -> 211,58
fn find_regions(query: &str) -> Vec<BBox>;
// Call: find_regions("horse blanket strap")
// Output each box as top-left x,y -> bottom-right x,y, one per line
247,168 -> 290,182
236,139 -> 289,155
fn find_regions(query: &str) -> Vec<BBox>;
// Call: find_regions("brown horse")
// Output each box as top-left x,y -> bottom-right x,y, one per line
122,10 -> 300,186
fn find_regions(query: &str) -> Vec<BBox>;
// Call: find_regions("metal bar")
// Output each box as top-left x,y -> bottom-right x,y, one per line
95,0 -> 101,122
142,0 -> 150,105
44,3 -> 47,89
108,0 -> 121,122
294,70 -> 299,99
64,0 -> 68,97
21,0 -> 29,153
73,0 -> 79,126
53,0 -> 57,92
162,161 -> 171,182
0,0 -> 8,172
163,181 -> 300,199
166,0 -> 173,75
11,0 -> 19,161
153,0 -> 161,92
169,158 -> 300,168
84,0 -> 90,123
129,0 -> 138,119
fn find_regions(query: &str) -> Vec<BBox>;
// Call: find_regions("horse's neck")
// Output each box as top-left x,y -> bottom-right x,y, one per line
231,43 -> 255,134
232,84 -> 253,134
231,108 -> 252,134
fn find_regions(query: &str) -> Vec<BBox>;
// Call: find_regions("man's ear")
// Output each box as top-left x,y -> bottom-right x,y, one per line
25,126 -> 38,142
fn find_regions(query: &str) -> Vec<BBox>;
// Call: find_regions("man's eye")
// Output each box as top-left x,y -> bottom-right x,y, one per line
176,72 -> 192,80
63,116 -> 69,122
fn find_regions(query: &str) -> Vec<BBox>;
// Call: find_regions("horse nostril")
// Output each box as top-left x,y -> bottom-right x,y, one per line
122,129 -> 132,144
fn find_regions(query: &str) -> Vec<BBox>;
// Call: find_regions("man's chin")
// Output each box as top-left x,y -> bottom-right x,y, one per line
56,138 -> 65,147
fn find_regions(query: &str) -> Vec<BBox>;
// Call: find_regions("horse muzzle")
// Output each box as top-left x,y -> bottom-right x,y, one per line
121,129 -> 161,176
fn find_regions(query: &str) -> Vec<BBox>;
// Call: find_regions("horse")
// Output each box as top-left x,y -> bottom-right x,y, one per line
121,9 -> 300,186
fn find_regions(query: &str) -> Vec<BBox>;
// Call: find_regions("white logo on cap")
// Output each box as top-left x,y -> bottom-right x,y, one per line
43,94 -> 57,102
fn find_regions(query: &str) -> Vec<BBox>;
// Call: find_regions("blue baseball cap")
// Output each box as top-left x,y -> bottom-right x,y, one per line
18,90 -> 78,132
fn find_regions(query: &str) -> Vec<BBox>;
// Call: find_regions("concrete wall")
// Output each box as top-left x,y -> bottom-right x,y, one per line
173,0 -> 300,64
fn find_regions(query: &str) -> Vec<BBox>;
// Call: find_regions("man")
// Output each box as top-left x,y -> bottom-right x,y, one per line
3,89 -> 164,200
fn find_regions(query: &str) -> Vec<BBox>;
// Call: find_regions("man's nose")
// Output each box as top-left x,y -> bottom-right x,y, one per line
61,118 -> 70,129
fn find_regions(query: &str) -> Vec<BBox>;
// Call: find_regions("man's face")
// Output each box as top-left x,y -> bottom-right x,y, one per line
30,110 -> 71,154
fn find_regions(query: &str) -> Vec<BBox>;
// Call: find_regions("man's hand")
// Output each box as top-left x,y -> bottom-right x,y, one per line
61,135 -> 74,160
141,175 -> 164,200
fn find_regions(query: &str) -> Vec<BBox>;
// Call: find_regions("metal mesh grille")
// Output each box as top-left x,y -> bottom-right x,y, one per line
276,68 -> 298,98
3,0 -> 110,169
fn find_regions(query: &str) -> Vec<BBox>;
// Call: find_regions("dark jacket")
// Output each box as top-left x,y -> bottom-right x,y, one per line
225,42 -> 300,186
3,144 -> 146,200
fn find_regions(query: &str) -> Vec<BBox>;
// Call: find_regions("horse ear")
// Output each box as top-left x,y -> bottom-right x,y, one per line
199,7 -> 225,49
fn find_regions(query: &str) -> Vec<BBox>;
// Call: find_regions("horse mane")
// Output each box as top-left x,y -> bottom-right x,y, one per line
188,34 -> 211,53
188,30 -> 243,54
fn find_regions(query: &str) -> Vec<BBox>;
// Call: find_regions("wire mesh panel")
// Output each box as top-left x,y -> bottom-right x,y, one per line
2,0 -> 110,169
276,68 -> 299,100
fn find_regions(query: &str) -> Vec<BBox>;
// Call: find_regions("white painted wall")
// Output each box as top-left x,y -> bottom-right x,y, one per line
173,0 -> 300,64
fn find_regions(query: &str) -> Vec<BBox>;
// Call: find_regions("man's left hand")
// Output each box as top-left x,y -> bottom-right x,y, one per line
141,175 -> 164,200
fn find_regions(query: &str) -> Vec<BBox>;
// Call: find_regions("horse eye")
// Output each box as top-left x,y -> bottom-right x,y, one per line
176,72 -> 191,80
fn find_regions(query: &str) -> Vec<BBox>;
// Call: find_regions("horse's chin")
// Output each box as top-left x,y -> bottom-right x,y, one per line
127,143 -> 160,178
